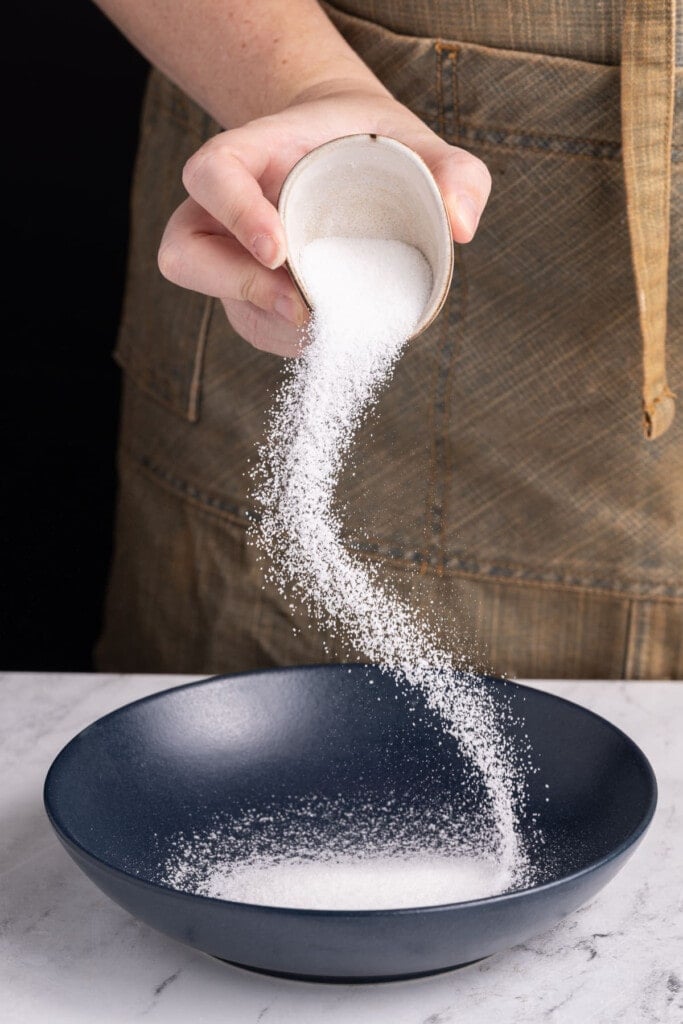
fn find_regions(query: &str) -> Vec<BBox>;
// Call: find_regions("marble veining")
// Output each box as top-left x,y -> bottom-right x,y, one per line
1,672 -> 681,1023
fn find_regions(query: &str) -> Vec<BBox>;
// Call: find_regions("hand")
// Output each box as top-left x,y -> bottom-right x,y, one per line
158,83 -> 492,356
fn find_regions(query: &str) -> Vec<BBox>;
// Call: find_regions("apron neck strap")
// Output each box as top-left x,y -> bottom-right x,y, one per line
621,0 -> 677,439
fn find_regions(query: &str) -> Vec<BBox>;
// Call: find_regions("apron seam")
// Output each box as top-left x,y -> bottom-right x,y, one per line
462,118 -> 622,151
437,254 -> 465,575
437,49 -> 465,574
461,130 -> 623,161
120,445 -> 248,527
430,31 -> 622,70
363,549 -> 683,603
420,43 -> 443,571
113,349 -> 199,422
422,43 -> 459,575
450,49 -> 460,131
188,296 -> 215,421
119,446 -> 683,602
435,39 -> 446,137
622,598 -> 639,676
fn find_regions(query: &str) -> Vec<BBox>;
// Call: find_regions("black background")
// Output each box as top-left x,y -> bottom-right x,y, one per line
3,4 -> 149,668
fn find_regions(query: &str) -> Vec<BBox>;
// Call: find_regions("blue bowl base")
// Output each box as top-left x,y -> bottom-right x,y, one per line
216,955 -> 488,984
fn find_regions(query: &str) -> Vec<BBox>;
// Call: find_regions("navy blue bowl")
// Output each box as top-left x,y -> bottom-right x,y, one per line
44,666 -> 656,982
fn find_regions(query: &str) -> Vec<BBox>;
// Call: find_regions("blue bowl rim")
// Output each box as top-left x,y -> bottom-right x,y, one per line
43,664 -> 658,919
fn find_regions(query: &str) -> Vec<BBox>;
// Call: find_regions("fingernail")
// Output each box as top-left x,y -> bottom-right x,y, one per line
252,234 -> 282,268
456,195 -> 481,238
274,294 -> 307,326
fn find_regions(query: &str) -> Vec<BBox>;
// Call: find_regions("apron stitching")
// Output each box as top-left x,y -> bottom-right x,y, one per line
360,549 -> 683,602
422,335 -> 442,573
449,49 -> 460,136
459,125 -> 622,160
422,41 -> 443,573
440,247 -> 466,573
459,119 -> 622,150
122,445 -> 683,600
113,348 -> 199,421
437,49 -> 466,573
424,42 -> 457,574
350,536 -> 683,596
639,603 -> 653,678
621,598 -> 639,677
122,446 -> 246,524
430,277 -> 461,575
435,41 -> 446,137
187,296 -> 215,422
437,253 -> 466,575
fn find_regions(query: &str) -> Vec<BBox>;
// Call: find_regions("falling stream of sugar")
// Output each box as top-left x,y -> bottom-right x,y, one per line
248,236 -> 530,893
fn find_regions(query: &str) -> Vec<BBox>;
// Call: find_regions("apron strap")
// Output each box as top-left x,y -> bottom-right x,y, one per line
621,0 -> 677,439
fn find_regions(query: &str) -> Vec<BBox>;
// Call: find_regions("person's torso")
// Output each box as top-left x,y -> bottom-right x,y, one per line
115,0 -> 683,604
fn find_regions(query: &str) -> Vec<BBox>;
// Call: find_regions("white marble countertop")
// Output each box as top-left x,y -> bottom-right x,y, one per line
1,672 -> 681,1024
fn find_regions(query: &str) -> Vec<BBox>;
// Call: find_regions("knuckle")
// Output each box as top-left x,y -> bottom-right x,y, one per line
469,154 -> 492,196
223,298 -> 263,347
182,136 -> 252,237
181,150 -> 206,195
223,197 -> 249,237
157,240 -> 184,283
181,134 -> 227,194
453,147 -> 492,196
477,160 -> 493,194
238,266 -> 262,306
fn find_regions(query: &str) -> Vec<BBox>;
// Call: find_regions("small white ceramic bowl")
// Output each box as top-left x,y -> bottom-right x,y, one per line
277,134 -> 454,338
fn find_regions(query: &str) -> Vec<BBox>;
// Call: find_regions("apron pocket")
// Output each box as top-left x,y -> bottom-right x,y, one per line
114,69 -> 220,422
324,3 -> 683,596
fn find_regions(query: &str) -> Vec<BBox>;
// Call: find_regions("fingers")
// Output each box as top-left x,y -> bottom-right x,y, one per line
182,129 -> 286,269
426,145 -> 492,243
158,197 -> 308,357
222,298 -> 308,358
158,198 -> 308,327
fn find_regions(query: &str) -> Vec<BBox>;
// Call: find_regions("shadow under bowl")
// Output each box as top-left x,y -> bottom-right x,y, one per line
44,665 -> 656,982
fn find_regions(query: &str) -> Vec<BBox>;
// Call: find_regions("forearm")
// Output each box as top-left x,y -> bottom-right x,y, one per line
92,0 -> 389,127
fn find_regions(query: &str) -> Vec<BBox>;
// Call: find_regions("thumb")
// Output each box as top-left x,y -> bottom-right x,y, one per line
428,146 -> 492,243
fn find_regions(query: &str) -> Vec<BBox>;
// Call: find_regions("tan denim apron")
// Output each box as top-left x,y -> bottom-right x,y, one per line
96,0 -> 683,679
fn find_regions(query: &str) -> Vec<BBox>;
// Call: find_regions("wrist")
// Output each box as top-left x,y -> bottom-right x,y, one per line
286,71 -> 391,111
